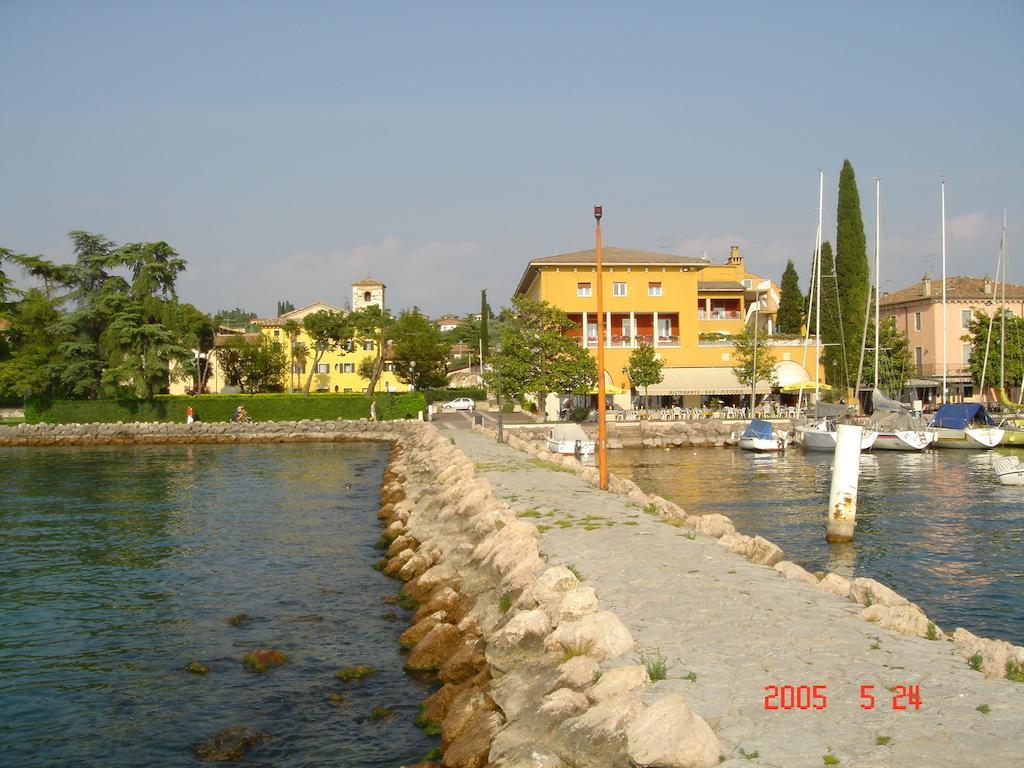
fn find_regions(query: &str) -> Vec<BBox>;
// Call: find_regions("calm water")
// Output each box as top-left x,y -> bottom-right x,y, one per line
0,443 -> 437,767
609,447 -> 1024,645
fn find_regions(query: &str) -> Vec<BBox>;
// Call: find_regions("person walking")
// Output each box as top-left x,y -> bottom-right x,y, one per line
186,405 -> 194,425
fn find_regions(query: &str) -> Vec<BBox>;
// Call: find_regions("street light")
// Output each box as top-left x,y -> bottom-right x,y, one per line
594,205 -> 608,490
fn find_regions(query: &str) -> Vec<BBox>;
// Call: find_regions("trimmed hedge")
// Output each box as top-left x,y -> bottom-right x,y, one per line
25,392 -> 427,424
419,387 -> 487,405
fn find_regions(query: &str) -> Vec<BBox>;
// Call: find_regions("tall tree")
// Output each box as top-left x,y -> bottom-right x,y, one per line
835,159 -> 869,394
489,296 -> 597,421
963,309 -> 1024,396
480,290 -> 489,360
623,344 -> 663,409
392,308 -> 449,389
349,305 -> 394,395
215,336 -> 288,393
301,310 -> 349,395
776,259 -> 803,334
0,288 -> 63,399
277,300 -> 295,316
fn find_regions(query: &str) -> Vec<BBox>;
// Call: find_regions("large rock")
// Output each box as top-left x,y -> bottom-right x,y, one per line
626,694 -> 719,768
539,687 -> 590,719
746,535 -> 784,566
860,604 -> 937,638
552,693 -> 645,768
518,566 -> 580,612
545,612 -> 635,661
693,514 -> 734,539
554,655 -> 601,690
442,686 -> 497,744
405,623 -> 462,671
773,560 -> 819,586
440,635 -> 487,684
587,664 -> 650,703
555,587 -> 599,622
443,710 -> 504,768
488,609 -> 551,670
399,610 -> 449,649
952,627 -> 1024,679
849,577 -> 909,607
816,572 -> 852,599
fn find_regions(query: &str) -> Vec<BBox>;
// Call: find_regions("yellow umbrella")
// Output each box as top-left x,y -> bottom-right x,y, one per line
781,380 -> 832,392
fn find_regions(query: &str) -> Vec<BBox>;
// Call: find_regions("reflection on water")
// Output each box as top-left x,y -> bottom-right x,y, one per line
0,444 -> 436,767
609,447 -> 1024,645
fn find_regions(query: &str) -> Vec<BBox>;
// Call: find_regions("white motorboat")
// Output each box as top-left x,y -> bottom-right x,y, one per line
993,454 -> 1024,485
546,423 -> 595,457
929,404 -> 1004,449
873,429 -> 936,451
796,419 -> 878,452
735,419 -> 787,452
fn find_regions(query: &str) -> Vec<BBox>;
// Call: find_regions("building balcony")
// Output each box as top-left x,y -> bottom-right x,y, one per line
582,334 -> 679,349
697,309 -> 742,321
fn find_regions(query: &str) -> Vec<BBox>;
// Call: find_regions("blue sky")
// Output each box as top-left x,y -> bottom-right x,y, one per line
2,0 -> 1021,317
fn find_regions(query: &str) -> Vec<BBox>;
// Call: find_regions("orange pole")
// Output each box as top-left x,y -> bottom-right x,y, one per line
595,205 -> 608,490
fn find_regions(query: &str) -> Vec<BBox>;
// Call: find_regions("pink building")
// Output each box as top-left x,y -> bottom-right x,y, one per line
880,275 -> 1024,402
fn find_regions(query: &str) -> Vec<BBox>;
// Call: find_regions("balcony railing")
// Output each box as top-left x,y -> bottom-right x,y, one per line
698,309 -> 742,321
581,334 -> 679,348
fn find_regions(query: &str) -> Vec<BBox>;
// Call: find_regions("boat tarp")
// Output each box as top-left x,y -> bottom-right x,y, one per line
741,419 -> 774,440
930,403 -> 997,429
550,424 -> 590,443
870,388 -> 913,414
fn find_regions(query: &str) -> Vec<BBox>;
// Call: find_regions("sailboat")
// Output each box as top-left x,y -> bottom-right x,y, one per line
794,170 -> 877,452
931,181 -> 1003,449
736,418 -> 788,451
864,178 -> 935,450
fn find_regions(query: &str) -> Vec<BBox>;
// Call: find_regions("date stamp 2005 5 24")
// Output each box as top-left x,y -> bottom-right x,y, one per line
763,684 -> 923,712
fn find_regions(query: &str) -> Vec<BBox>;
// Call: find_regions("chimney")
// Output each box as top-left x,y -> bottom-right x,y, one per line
922,274 -> 931,297
728,245 -> 743,266
983,276 -> 993,295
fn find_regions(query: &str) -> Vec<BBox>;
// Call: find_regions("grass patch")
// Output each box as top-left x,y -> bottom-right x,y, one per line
561,640 -> 594,662
581,524 -> 602,531
739,747 -> 759,760
661,518 -> 686,528
682,531 -> 696,540
976,703 -> 990,714
420,746 -> 443,761
682,671 -> 697,682
499,593 -> 513,613
638,650 -> 668,681
592,670 -> 603,684
556,520 -> 574,529
528,458 -> 575,474
925,622 -> 939,641
643,503 -> 659,516
968,653 -> 983,671
863,590 -> 875,608
823,754 -> 840,766
520,508 -> 541,518
875,735 -> 891,746
1006,659 -> 1024,682
623,521 -> 639,526
566,564 -> 584,581
537,524 -> 552,533
870,642 -> 881,651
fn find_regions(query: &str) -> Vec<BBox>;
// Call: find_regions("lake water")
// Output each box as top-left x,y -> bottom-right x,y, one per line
0,443 -> 437,767
608,447 -> 1024,646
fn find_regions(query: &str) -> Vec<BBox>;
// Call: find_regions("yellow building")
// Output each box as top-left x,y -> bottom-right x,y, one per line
513,246 -> 821,408
257,279 -> 408,394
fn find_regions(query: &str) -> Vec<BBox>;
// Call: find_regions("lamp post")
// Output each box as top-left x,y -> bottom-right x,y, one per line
495,343 -> 504,443
595,205 -> 608,490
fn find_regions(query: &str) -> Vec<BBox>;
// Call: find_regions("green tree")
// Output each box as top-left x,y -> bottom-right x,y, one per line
277,300 -> 295,316
835,159 -> 869,394
963,309 -> 1024,395
392,308 -> 449,389
170,303 -> 216,393
214,335 -> 288,393
0,288 -> 63,399
301,310 -> 350,395
349,305 -> 394,394
623,344 -> 663,409
810,241 -> 845,392
732,322 -> 779,394
480,290 -> 490,360
213,307 -> 258,329
489,295 -> 597,421
776,259 -> 803,334
862,316 -> 914,397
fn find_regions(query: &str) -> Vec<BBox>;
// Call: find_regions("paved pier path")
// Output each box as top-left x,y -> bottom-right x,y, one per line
451,431 -> 1024,768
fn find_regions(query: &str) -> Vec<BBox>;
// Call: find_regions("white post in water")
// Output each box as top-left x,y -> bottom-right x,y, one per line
827,424 -> 862,542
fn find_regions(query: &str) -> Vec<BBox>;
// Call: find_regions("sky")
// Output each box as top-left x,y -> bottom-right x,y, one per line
2,0 -> 1022,318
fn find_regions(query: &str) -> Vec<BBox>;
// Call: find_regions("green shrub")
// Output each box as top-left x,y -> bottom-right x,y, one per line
24,392 -> 426,424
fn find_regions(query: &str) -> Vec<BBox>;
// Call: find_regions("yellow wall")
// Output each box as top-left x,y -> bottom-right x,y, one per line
260,323 -> 407,394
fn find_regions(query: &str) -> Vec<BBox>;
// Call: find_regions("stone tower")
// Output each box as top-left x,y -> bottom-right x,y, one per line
352,277 -> 385,311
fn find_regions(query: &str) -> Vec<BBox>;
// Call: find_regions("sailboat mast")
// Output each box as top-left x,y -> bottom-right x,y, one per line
1000,211 -> 1007,392
941,180 -> 948,403
815,170 -> 824,400
874,177 -> 881,391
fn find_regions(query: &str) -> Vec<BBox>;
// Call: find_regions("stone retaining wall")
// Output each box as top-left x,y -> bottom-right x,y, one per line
504,419 -> 794,449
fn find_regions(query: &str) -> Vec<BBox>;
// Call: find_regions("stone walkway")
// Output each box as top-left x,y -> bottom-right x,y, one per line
450,431 -> 1024,768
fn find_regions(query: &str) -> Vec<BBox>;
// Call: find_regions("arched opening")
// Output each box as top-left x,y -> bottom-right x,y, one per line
364,291 -> 372,302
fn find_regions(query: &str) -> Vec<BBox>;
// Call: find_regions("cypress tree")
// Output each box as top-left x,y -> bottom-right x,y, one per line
776,259 -> 803,334
480,289 -> 489,360
835,159 -> 869,395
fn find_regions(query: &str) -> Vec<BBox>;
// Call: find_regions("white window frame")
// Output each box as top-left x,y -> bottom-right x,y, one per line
577,282 -> 592,297
961,309 -> 972,329
963,343 -> 973,365
648,282 -> 663,297
612,282 -> 627,297
342,362 -> 355,373
316,363 -> 329,374
914,312 -> 921,331
658,317 -> 672,338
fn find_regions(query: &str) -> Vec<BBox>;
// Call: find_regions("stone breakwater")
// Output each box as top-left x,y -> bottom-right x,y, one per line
504,419 -> 793,449
479,424 -> 1024,686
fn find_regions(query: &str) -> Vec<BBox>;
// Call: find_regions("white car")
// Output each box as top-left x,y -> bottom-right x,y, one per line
442,397 -> 475,411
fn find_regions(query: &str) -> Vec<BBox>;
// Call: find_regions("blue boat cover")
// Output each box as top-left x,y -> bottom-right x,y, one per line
741,419 -> 774,440
930,403 -> 996,429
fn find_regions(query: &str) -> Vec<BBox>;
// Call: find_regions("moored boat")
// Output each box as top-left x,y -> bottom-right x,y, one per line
735,419 -> 787,452
929,404 -> 1004,449
796,419 -> 878,452
546,423 -> 595,457
993,454 -> 1024,485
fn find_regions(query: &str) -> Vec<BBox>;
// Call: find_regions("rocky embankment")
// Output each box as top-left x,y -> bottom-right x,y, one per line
505,419 -> 794,449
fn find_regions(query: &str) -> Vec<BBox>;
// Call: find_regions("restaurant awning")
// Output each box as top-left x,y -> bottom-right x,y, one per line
646,367 -> 771,396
